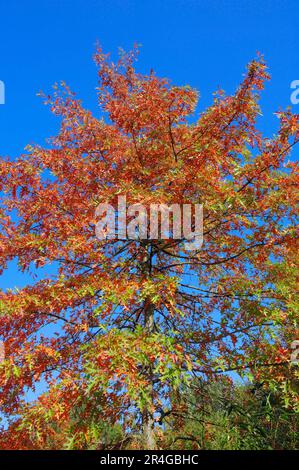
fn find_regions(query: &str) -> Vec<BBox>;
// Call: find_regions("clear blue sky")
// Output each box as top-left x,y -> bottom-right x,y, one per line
0,0 -> 298,158
0,0 -> 298,407
0,0 -> 298,294
0,0 -> 298,299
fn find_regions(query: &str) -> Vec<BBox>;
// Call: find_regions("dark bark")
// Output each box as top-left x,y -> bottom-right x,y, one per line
141,243 -> 157,450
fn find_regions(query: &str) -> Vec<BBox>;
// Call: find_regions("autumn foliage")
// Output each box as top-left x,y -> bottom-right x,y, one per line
0,46 -> 298,449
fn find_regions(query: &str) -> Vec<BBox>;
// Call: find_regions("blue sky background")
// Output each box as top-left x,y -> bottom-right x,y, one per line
0,0 -> 298,403
0,0 -> 298,291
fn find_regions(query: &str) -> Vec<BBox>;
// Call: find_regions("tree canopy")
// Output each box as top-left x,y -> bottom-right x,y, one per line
0,46 -> 298,449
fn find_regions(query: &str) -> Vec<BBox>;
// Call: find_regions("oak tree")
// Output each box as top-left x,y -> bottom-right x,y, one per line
0,46 -> 298,449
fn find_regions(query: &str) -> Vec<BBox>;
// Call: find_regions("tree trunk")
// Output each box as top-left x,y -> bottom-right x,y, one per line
142,408 -> 156,450
142,244 -> 156,450
142,300 -> 156,449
